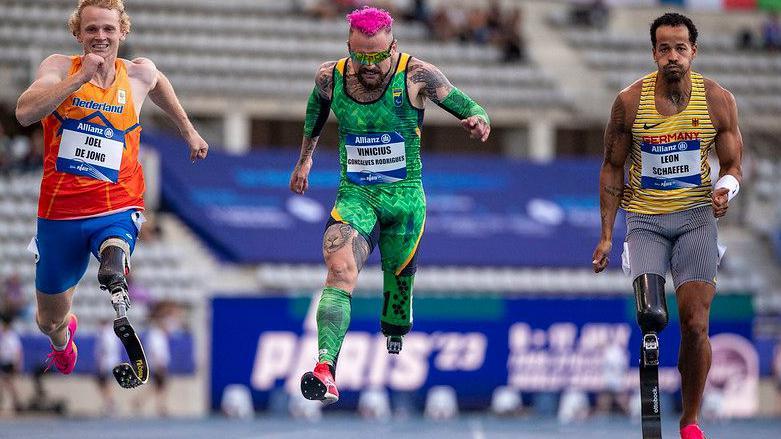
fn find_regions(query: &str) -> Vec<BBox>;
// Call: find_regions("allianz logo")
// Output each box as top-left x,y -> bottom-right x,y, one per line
353,134 -> 392,144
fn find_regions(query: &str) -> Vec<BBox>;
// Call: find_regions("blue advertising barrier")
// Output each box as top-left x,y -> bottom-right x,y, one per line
18,332 -> 195,375
145,132 -> 625,266
210,294 -> 757,415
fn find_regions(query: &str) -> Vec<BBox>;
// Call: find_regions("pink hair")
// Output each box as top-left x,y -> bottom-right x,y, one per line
346,6 -> 393,36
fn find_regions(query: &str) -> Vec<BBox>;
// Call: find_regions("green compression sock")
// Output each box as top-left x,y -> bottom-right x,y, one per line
316,287 -> 352,366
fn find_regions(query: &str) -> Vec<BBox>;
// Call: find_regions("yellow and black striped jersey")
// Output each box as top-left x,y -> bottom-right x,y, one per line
622,71 -> 716,214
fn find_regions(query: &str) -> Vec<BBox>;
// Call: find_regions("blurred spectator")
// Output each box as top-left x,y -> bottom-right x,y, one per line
438,7 -> 469,42
8,134 -> 31,169
595,338 -> 629,416
0,316 -> 23,413
570,0 -> 610,29
364,1 -> 399,16
357,386 -> 391,420
701,385 -> 725,422
404,0 -> 430,25
588,0 -> 609,29
221,384 -> 255,419
19,127 -> 44,173
0,105 -> 43,175
628,387 -> 641,421
558,386 -> 590,424
94,318 -> 121,416
424,385 -> 459,420
498,7 -> 525,63
490,386 -> 523,417
288,390 -> 322,421
0,122 -> 11,173
737,27 -> 756,51
28,364 -> 66,415
461,8 -> 491,45
762,12 -> 781,51
303,0 -> 356,19
1,272 -> 28,321
426,2 -> 525,63
141,301 -> 176,416
486,0 -> 502,32
430,7 -> 459,41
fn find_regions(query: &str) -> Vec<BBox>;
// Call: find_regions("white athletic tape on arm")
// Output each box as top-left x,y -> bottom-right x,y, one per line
715,174 -> 740,201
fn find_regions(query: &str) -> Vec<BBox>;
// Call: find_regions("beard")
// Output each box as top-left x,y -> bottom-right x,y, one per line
356,65 -> 385,90
661,63 -> 685,83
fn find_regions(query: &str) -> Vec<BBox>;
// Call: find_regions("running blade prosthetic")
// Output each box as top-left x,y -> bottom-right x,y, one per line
112,316 -> 149,388
106,284 -> 149,388
640,332 -> 662,439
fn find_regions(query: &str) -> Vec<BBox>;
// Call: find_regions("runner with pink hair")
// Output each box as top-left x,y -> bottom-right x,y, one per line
293,6 -> 491,406
346,6 -> 393,36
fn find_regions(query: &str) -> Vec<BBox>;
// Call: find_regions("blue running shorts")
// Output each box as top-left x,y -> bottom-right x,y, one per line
30,209 -> 145,294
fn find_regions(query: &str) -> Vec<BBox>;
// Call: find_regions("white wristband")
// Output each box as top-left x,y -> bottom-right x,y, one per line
715,174 -> 739,201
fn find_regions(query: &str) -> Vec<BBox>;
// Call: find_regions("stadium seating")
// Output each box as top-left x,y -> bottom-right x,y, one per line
0,0 -> 776,327
0,0 -> 570,113
565,29 -> 781,114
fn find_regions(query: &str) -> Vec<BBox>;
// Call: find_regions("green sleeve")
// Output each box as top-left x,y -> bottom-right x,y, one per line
303,87 -> 331,138
436,87 -> 490,125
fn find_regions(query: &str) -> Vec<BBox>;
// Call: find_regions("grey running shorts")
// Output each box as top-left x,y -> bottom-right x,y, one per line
623,206 -> 719,289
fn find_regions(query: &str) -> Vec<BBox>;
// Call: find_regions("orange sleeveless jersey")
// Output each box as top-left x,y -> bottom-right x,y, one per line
39,56 -> 144,220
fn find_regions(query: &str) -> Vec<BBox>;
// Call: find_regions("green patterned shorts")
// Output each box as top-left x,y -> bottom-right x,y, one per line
330,183 -> 425,275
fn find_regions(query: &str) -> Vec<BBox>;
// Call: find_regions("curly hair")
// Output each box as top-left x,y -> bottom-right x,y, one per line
67,0 -> 131,36
650,13 -> 697,48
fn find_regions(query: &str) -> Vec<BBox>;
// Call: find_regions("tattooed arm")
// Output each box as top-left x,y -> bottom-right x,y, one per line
291,61 -> 336,194
593,86 -> 636,273
407,59 -> 491,142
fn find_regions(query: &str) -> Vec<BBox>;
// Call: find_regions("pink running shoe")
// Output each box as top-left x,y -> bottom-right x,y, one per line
300,362 -> 339,405
46,314 -> 78,375
681,424 -> 707,439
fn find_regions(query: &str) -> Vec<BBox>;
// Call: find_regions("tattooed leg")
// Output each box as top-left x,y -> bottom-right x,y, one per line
316,223 -> 371,369
322,223 -> 370,292
352,231 -> 370,273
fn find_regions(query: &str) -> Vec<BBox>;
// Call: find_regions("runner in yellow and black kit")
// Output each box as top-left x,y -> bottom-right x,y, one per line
592,13 -> 742,439
290,7 -> 490,405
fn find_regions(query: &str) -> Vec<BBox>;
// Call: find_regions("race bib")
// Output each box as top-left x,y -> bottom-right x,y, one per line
640,139 -> 701,190
345,132 -> 406,185
56,119 -> 124,183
